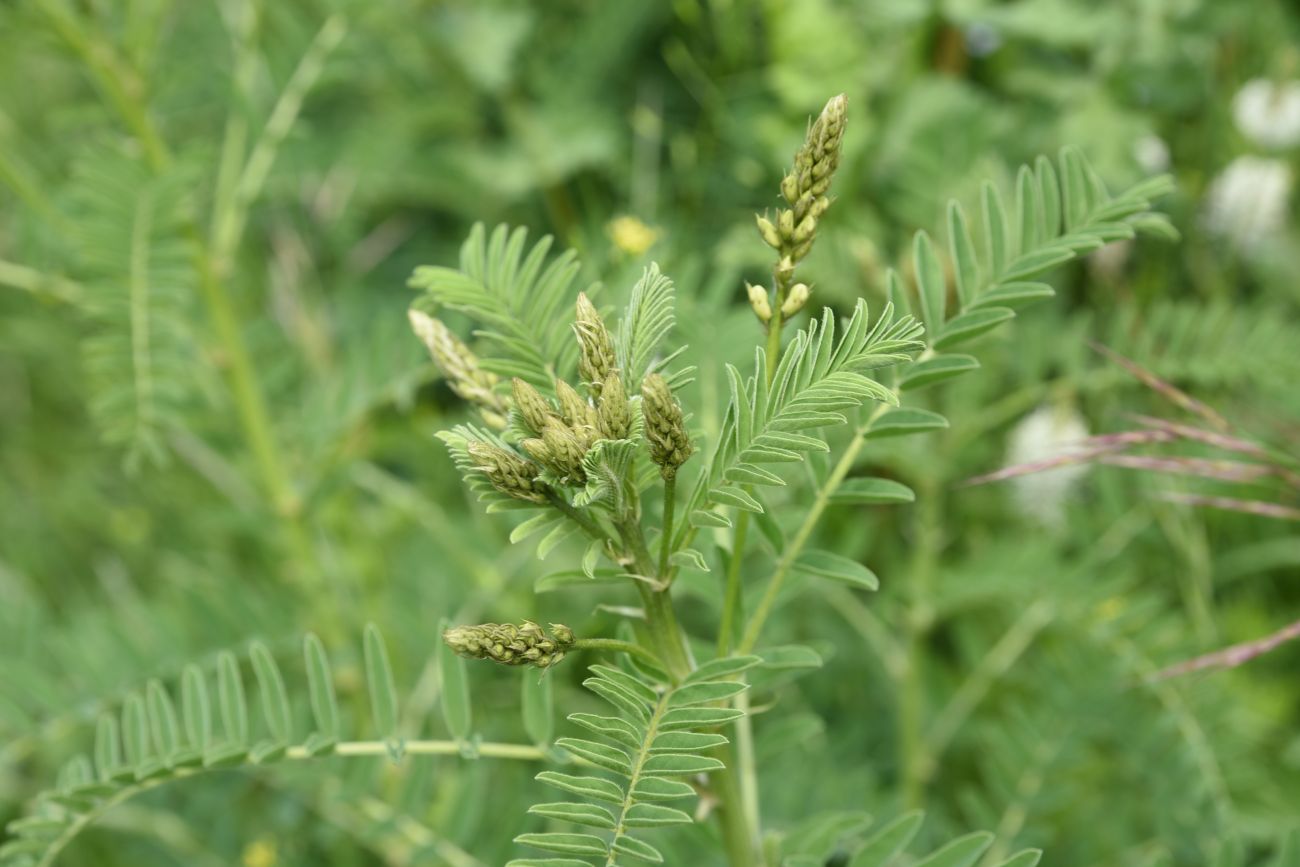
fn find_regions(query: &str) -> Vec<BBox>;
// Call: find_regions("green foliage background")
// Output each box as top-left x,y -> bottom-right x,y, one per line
1,1 -> 1298,865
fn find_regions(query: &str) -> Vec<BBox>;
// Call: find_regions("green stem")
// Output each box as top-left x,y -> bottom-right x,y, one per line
657,474 -> 677,579
713,293 -> 798,867
0,258 -> 83,304
320,740 -> 546,760
736,403 -> 890,654
733,690 -> 761,847
899,472 -> 940,807
41,4 -> 169,172
572,638 -> 664,670
47,3 -> 315,593
621,514 -> 659,580
765,265 -> 794,381
621,517 -> 692,680
211,16 -> 346,265
635,583 -> 692,682
190,241 -> 303,527
713,739 -> 759,867
550,494 -> 608,543
717,510 -> 749,655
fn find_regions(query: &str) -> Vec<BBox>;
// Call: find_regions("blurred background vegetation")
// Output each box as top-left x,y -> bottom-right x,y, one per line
2,0 -> 1299,865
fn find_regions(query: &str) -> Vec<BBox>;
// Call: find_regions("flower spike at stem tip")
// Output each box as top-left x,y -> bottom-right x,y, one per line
408,309 -> 510,428
443,621 -> 577,669
466,440 -> 550,504
641,373 -> 694,479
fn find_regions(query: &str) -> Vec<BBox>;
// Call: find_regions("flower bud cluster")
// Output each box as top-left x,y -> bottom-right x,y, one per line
750,94 -> 847,325
466,441 -> 550,504
641,373 -> 693,479
574,292 -> 616,398
454,292 -> 692,499
408,309 -> 510,428
443,621 -> 576,668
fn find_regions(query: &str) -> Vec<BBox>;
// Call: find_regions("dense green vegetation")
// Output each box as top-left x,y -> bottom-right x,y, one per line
2,2 -> 1298,866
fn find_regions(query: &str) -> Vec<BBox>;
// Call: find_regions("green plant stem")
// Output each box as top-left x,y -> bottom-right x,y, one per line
554,494 -> 690,679
191,244 -> 303,524
635,583 -> 691,681
211,16 -> 346,265
924,599 -> 1054,760
40,4 -> 169,171
0,258 -> 83,304
305,740 -> 546,760
713,739 -> 759,867
572,638 -> 664,670
717,510 -> 749,656
621,517 -> 693,680
733,691 -> 761,847
657,475 -> 677,579
46,5 -> 317,594
736,402 -> 890,654
712,296 -> 792,867
550,494 -> 609,542
899,472 -> 940,808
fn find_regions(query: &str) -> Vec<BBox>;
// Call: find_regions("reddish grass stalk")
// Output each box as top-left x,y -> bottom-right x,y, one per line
1129,415 -> 1268,457
1157,492 -> 1300,521
962,430 -> 1176,487
1090,341 -> 1230,432
1149,617 -> 1300,681
1099,454 -> 1276,483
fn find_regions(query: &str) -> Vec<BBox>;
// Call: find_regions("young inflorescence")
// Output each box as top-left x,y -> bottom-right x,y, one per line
442,621 -> 576,669
415,291 -> 693,504
408,309 -> 511,428
750,94 -> 848,325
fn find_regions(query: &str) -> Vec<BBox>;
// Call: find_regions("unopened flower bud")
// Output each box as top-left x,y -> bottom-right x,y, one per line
781,283 -> 811,317
574,293 -> 616,397
747,282 -> 772,323
780,173 -> 799,205
596,372 -> 632,440
520,437 -> 550,467
778,209 -> 796,242
641,373 -> 693,479
793,214 -> 817,244
409,309 -> 510,428
811,93 -> 847,163
466,441 -> 549,504
555,379 -> 599,445
534,419 -> 589,484
512,378 -> 555,435
775,256 -> 795,284
548,623 -> 575,645
756,214 -> 782,249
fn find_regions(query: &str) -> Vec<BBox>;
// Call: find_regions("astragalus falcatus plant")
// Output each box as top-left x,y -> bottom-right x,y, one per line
402,94 -> 1176,867
1,95 -> 1177,867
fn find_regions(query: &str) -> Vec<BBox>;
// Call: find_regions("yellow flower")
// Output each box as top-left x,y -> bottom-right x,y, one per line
1095,597 -> 1125,623
607,215 -> 659,256
242,837 -> 277,867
